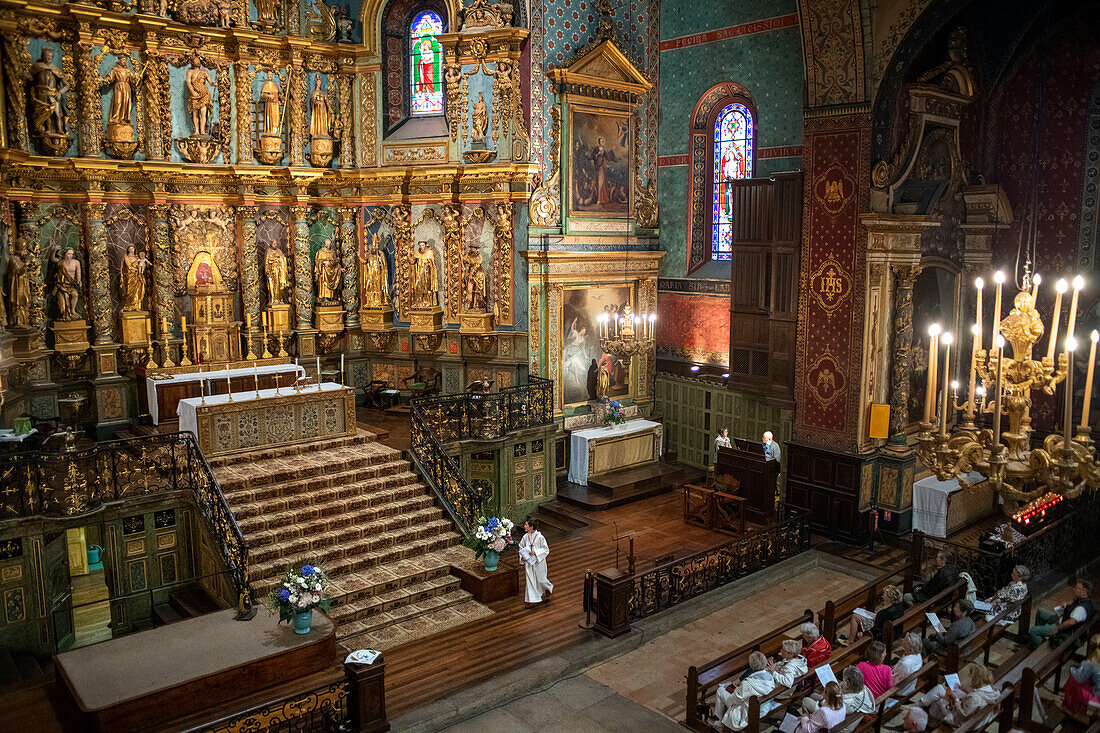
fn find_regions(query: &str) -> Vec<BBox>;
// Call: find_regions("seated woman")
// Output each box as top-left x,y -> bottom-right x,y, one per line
891,632 -> 925,696
1064,634 -> 1100,718
856,641 -> 893,698
918,662 -> 998,727
984,565 -> 1030,621
768,639 -> 808,689
801,622 -> 833,668
802,665 -> 876,717
714,651 -> 775,731
794,681 -> 846,733
841,584 -> 906,645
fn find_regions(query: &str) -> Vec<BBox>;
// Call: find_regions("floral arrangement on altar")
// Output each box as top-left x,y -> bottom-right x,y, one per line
604,400 -> 626,426
463,516 -> 515,560
267,563 -> 332,623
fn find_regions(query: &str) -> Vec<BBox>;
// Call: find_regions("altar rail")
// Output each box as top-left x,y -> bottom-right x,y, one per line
590,505 -> 810,636
410,377 -> 555,536
0,432 -> 251,608
912,490 -> 1100,597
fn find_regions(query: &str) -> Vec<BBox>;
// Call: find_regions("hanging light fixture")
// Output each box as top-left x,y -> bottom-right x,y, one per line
597,242 -> 655,357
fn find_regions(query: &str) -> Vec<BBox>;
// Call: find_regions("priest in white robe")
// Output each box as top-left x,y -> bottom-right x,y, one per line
519,517 -> 553,607
714,651 -> 775,730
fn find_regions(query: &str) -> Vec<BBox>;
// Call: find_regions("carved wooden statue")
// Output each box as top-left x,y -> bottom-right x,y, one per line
260,71 -> 281,136
5,238 -> 32,329
471,92 -> 488,141
265,242 -> 289,304
310,85 -> 332,138
49,245 -> 83,321
186,56 -> 213,137
360,234 -> 389,308
121,244 -> 151,311
103,57 -> 139,135
462,243 -> 486,312
314,239 -> 342,303
29,47 -> 69,147
411,241 -> 438,309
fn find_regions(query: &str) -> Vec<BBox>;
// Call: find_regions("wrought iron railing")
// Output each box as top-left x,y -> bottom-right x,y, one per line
915,491 -> 1100,598
0,431 -> 251,608
628,504 -> 810,620
410,377 -> 555,536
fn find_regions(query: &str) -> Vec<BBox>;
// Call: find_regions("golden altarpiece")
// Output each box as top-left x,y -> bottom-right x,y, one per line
0,0 -> 537,437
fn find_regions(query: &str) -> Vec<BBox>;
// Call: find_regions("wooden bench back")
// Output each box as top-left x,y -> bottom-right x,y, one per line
944,595 -> 1031,673
818,568 -> 908,644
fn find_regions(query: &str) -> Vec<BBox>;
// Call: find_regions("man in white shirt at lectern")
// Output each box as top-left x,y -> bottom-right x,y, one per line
762,431 -> 781,464
518,517 -> 553,609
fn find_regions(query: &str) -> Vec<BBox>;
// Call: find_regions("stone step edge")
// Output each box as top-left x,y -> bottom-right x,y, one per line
249,532 -> 462,581
228,475 -> 426,520
329,575 -> 464,620
238,494 -> 439,540
221,464 -> 417,502
245,513 -> 451,560
206,430 -> 379,468
335,598 -> 492,648
253,550 -> 458,600
214,447 -> 406,490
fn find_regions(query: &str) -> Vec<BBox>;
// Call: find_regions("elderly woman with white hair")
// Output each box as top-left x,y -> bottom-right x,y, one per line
768,639 -> 808,688
801,621 -> 833,668
715,651 -> 775,730
892,632 -> 925,696
984,565 -> 1030,621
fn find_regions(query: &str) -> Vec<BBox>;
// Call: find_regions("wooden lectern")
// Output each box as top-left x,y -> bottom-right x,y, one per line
716,444 -> 778,526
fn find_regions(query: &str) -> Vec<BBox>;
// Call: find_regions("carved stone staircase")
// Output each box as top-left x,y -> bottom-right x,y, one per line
210,430 -> 491,651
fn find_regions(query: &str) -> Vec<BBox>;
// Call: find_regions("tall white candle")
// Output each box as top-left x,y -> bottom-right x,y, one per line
1048,279 -> 1068,360
940,332 -> 953,436
316,356 -> 322,390
1067,275 -> 1085,345
340,354 -> 345,385
991,270 -> 1005,348
1083,330 -> 1099,430
925,323 -> 941,423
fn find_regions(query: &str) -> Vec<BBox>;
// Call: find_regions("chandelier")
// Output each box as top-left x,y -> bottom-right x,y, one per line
917,271 -> 1100,515
597,304 -> 655,358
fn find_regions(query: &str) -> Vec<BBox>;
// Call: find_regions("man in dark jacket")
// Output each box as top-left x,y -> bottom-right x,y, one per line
1030,579 -> 1094,648
905,550 -> 959,605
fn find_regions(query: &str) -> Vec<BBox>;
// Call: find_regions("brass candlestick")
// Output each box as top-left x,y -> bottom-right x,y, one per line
162,336 -> 176,368
274,372 -> 281,396
145,331 -> 156,367
179,324 -> 193,366
261,325 -> 273,359
245,329 -> 257,361
277,331 -> 289,358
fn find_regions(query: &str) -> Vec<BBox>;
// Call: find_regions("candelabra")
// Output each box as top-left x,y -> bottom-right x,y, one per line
917,271 -> 1100,515
596,305 -> 655,358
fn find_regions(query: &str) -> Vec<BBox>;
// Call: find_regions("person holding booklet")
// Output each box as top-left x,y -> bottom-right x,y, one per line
923,599 -> 975,654
518,517 -> 553,608
916,662 -> 997,727
793,681 -> 846,732
840,584 -> 905,645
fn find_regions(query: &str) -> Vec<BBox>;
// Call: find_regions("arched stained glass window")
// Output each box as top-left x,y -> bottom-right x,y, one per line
409,11 -> 444,116
712,104 -> 754,260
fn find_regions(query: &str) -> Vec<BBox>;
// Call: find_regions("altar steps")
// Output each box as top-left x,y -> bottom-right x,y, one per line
211,430 -> 491,651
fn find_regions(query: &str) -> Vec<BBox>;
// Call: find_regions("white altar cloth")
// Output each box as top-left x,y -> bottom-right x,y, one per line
147,363 -> 304,425
912,471 -> 984,538
178,382 -> 344,438
568,419 -> 662,486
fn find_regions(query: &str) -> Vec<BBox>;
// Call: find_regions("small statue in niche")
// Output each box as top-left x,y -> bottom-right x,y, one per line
314,239 -> 343,303
264,242 -> 289,304
255,0 -> 278,27
259,71 -> 281,137
310,84 -> 332,138
410,241 -> 438,309
461,242 -> 486,312
185,54 -> 213,138
5,237 -> 32,329
28,47 -> 70,154
102,55 -> 142,158
359,233 -> 389,308
120,244 -> 151,311
335,4 -> 354,43
48,244 -> 83,321
471,92 -> 488,142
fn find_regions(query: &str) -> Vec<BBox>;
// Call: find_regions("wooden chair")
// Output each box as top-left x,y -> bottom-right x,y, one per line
363,380 -> 389,408
403,367 -> 440,398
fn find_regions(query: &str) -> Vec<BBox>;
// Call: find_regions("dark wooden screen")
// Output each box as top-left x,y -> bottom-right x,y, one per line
727,171 -> 802,406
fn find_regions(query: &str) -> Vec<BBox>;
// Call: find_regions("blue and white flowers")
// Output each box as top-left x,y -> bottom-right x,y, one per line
463,516 -> 515,559
266,562 -> 332,624
604,400 -> 626,426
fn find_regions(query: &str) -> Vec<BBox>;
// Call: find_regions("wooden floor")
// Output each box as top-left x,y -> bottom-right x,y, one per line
382,490 -> 730,716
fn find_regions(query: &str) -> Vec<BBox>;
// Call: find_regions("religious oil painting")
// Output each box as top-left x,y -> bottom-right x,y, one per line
561,286 -> 632,406
569,107 -> 633,218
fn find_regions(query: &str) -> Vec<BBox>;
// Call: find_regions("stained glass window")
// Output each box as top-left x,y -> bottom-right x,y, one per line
711,103 -> 754,260
409,11 -> 444,116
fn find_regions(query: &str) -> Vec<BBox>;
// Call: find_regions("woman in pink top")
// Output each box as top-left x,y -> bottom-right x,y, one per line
796,681 -> 846,732
856,641 -> 894,698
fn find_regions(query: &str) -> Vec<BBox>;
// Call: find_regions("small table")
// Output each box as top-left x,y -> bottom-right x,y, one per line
912,471 -> 986,537
568,419 -> 662,486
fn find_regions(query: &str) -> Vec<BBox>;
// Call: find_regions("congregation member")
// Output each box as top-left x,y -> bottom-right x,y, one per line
923,599 -> 975,655
801,622 -> 832,668
801,666 -> 875,717
892,632 -> 925,695
856,641 -> 893,697
794,681 -> 846,732
984,565 -> 1030,621
901,706 -> 928,731
1030,579 -> 1094,648
917,662 -> 998,727
904,550 -> 958,605
1063,634 -> 1100,717
714,651 -> 774,730
518,518 -> 553,608
841,584 -> 905,644
768,639 -> 808,688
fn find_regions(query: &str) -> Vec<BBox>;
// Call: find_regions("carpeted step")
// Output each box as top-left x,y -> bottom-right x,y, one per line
229,476 -> 424,522
214,442 -> 400,491
238,492 -> 437,540
206,430 -> 375,469
338,598 -> 493,652
221,458 -> 412,504
329,574 -> 465,628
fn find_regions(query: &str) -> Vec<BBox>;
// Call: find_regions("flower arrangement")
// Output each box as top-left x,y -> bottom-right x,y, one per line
463,516 -> 515,560
604,400 -> 626,426
267,563 -> 332,623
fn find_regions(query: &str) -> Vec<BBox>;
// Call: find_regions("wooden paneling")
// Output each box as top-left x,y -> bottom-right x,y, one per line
785,441 -> 867,544
727,172 -> 802,406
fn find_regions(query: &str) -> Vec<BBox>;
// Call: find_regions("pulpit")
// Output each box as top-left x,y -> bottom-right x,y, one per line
715,444 -> 777,526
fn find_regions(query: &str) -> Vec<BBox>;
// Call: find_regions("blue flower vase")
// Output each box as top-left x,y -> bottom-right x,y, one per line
292,608 -> 313,634
483,549 -> 500,572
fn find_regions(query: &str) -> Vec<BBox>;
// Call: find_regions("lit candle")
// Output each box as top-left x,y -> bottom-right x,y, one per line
316,356 -> 321,389
940,332 -> 953,436
1048,279 -> 1068,360
340,354 -> 345,384
993,335 -> 1005,446
1065,335 -> 1078,456
1066,275 -> 1085,346
991,270 -> 1005,348
925,323 -> 941,423
181,315 -> 187,332
1031,273 -> 1042,302
968,322 -> 980,419
1083,330 -> 1099,430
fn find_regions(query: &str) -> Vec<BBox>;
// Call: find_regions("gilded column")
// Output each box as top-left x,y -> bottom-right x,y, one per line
2,34 -> 30,152
338,206 -> 359,327
18,203 -> 45,336
494,203 -> 514,325
390,204 -> 412,319
234,61 -> 255,164
75,23 -> 101,157
888,265 -> 920,446
240,205 -> 261,347
441,204 -> 461,324
289,59 -> 307,167
85,203 -> 112,345
150,204 -> 174,337
141,33 -> 165,161
360,70 -> 377,167
292,204 -> 312,329
338,71 -> 355,168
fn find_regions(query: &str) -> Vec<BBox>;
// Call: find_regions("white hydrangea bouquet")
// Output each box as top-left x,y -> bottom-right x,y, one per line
463,516 -> 515,560
267,563 -> 332,623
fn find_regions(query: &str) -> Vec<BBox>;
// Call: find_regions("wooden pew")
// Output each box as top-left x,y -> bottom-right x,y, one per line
818,567 -> 909,645
947,685 -> 1017,732
943,595 -> 1033,673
